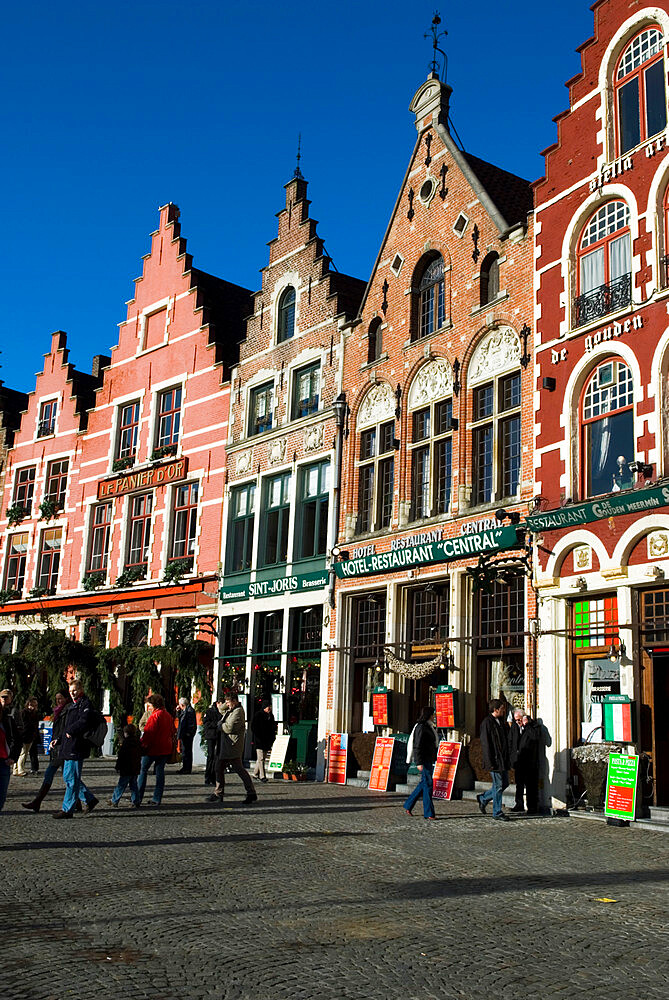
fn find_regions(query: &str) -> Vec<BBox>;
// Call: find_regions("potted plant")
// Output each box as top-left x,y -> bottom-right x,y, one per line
112,456 -> 134,472
28,585 -> 49,599
282,759 -> 296,780
82,571 -> 106,592
571,742 -> 626,809
150,443 -> 178,462
38,497 -> 60,521
295,763 -> 308,782
0,588 -> 21,606
115,566 -> 146,588
6,503 -> 29,527
163,557 -> 193,584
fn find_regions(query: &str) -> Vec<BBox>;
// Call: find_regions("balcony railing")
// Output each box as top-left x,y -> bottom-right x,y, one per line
573,273 -> 631,328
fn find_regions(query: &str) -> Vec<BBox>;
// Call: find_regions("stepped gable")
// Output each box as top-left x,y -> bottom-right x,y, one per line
0,382 -> 29,450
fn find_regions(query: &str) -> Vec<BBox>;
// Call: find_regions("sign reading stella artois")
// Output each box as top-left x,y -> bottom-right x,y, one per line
97,458 -> 188,499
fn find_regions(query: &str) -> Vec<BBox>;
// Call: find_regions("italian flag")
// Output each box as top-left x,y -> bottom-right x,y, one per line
603,701 -> 632,742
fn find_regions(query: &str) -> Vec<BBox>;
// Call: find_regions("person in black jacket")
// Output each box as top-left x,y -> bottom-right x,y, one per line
402,706 -> 439,820
201,701 -> 221,786
22,692 -> 88,813
477,698 -> 511,821
53,679 -> 99,819
109,724 -> 142,807
176,697 -> 197,774
251,700 -> 278,782
0,697 -> 22,811
509,711 -> 540,814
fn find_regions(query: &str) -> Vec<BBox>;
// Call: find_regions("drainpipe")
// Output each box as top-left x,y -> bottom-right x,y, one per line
328,392 -> 347,609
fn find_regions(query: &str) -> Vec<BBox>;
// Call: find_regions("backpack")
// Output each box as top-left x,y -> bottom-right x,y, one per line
85,708 -> 108,749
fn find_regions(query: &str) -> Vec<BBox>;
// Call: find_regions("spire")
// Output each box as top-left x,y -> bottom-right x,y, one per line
424,11 -> 448,82
294,133 -> 303,180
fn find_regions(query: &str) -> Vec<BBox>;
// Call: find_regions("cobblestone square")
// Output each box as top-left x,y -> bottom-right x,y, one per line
3,761 -> 668,1000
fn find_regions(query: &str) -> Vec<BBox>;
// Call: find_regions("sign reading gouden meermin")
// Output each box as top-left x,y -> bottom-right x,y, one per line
525,483 -> 669,533
97,458 -> 188,499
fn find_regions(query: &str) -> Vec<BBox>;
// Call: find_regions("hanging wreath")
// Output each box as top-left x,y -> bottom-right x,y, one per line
383,642 -> 448,680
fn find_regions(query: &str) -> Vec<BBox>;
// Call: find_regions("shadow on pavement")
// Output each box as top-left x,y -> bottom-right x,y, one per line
1,829 -> 373,852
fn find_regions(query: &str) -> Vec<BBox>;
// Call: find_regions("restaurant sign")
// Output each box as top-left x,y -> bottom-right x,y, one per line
97,458 -> 188,499
333,525 -> 519,579
219,570 -> 328,603
525,483 -> 669,533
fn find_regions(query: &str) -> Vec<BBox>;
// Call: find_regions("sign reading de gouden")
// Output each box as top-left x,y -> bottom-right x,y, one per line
525,483 -> 669,533
97,458 -> 188,499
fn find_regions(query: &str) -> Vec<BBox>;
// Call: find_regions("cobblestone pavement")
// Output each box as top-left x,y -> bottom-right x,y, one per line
2,761 -> 669,1000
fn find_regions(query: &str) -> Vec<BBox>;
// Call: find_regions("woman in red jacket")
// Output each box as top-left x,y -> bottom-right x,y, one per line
137,694 -> 174,807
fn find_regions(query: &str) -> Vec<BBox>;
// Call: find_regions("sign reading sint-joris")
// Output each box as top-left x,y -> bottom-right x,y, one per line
334,525 -> 519,579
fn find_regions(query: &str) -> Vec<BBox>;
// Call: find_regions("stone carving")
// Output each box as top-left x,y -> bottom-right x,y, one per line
468,326 -> 521,384
268,438 -> 287,465
236,450 -> 252,475
304,424 -> 324,453
357,382 -> 395,428
574,545 -> 592,571
648,530 -> 669,559
408,358 -> 453,410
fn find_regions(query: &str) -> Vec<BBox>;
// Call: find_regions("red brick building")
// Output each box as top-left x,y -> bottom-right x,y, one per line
532,0 -> 669,807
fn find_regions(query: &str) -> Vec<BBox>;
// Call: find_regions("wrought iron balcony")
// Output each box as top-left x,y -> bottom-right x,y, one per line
573,273 -> 631,328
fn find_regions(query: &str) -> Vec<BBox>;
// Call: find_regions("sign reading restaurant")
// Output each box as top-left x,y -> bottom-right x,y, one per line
97,458 -> 188,500
334,524 -> 520,579
525,483 -> 669,533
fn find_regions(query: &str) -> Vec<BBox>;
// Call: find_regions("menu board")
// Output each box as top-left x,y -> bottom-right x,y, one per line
605,752 -> 639,821
432,740 -> 462,800
368,737 -> 395,792
435,688 -> 455,729
372,690 -> 389,726
267,735 -> 291,773
327,733 -> 348,785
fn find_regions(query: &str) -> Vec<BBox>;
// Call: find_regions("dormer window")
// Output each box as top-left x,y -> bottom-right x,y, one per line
37,400 -> 57,437
277,286 -> 296,342
616,26 -> 666,155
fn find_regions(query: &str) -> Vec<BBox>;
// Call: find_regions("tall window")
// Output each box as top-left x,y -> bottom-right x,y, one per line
357,421 -> 395,533
221,614 -> 249,685
472,371 -> 521,505
575,201 -> 631,327
409,584 -> 450,651
117,401 -> 140,459
616,26 -> 666,155
295,461 -> 330,560
126,493 -> 152,570
123,621 -> 149,647
367,318 -> 383,364
581,359 -> 634,498
156,388 -> 182,448
292,363 -> 320,419
227,483 -> 255,572
261,472 -> 291,566
288,607 -> 322,722
410,399 -> 453,520
37,400 -> 57,437
13,466 -> 36,513
44,459 -> 68,508
414,256 -> 446,341
88,503 -> 112,573
170,482 -> 198,561
4,533 -> 28,592
36,528 -> 62,592
249,383 -> 273,436
277,286 -> 296,342
479,252 -> 500,306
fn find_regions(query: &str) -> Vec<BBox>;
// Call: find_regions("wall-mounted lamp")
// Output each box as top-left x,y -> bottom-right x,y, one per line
331,546 -> 349,560
608,640 -> 625,662
495,508 -> 521,524
574,576 -> 587,591
628,460 -> 654,482
542,376 -> 556,391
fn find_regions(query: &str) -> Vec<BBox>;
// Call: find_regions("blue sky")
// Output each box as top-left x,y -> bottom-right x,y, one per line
0,0 -> 594,392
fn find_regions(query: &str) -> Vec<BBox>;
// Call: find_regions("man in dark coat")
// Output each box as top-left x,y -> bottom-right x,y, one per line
251,700 -> 278,782
176,696 -> 197,774
53,679 -> 99,819
201,701 -> 221,786
477,698 -> 511,821
509,710 -> 540,814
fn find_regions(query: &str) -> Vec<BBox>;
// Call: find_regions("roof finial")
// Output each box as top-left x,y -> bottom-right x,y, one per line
294,133 -> 303,179
424,11 -> 448,82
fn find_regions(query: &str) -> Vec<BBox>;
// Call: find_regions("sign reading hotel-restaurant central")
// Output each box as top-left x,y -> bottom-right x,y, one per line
97,458 -> 188,499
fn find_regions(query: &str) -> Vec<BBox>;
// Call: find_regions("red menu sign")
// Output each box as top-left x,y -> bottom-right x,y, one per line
368,737 -> 394,791
97,457 -> 188,499
433,740 -> 461,800
435,689 -> 455,728
327,733 -> 348,785
372,691 -> 389,726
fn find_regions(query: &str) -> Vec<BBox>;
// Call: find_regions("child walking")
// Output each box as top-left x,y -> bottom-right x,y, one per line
109,724 -> 142,807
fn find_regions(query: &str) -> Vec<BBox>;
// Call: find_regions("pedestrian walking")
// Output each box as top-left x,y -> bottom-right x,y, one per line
109,724 -> 142,807
251,699 -> 277,782
402,706 -> 438,820
22,692 -> 88,813
477,698 -> 511,821
201,700 -> 221,786
207,690 -> 257,805
509,711 -> 540,814
138,699 -> 151,734
15,697 -> 40,776
53,679 -> 100,820
0,689 -> 23,745
175,696 -> 197,774
0,699 -> 22,812
137,694 -> 174,806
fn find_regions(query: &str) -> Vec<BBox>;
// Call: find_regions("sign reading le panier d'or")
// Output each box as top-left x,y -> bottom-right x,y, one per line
97,458 -> 188,499
525,483 -> 669,533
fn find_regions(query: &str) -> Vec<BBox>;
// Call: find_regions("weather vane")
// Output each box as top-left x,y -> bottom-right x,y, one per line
294,133 -> 303,179
425,11 -> 448,81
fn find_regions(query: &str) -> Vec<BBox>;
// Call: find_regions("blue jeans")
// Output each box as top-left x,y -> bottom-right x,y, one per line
403,763 -> 435,818
137,754 -> 168,804
112,774 -> 140,805
62,759 -> 96,814
0,761 -> 11,811
43,760 -> 87,801
480,770 -> 509,817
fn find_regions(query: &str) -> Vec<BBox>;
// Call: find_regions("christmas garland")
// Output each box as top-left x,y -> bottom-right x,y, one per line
383,642 -> 448,680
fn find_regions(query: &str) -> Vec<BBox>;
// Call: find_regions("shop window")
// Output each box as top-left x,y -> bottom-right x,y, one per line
36,527 -> 62,593
410,399 -> 453,520
248,382 -> 273,436
572,596 -> 620,743
260,472 -> 291,566
367,318 -> 383,364
170,482 -> 198,562
295,461 -> 329,560
44,458 -> 68,508
122,620 -> 149,647
475,576 -> 525,725
125,493 -> 152,571
277,286 -> 296,342
472,371 -> 521,505
4,533 -> 28,592
575,201 -> 631,327
253,610 -> 284,703
37,400 -> 57,438
13,466 -> 36,513
288,606 -> 322,723
88,503 -> 112,573
291,362 -> 320,419
117,401 -> 140,460
413,255 -> 446,341
221,614 -> 249,689
166,617 -> 196,645
227,483 -> 255,573
357,421 -> 395,533
156,387 -> 182,449
581,359 -> 634,497
350,594 -> 386,732
616,26 -> 666,155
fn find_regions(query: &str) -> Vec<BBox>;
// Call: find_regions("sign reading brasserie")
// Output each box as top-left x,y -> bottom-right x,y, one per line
334,524 -> 519,579
97,458 -> 188,499
525,483 -> 669,533
219,570 -> 328,603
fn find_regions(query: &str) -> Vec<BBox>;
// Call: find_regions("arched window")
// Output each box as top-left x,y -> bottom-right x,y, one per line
367,318 -> 382,365
479,252 -> 500,307
413,256 -> 445,341
581,359 -> 635,498
277,286 -> 296,342
575,201 -> 631,327
616,26 -> 666,155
